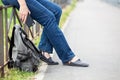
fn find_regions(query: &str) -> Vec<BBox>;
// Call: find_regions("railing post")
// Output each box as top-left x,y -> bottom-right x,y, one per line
32,25 -> 35,37
4,7 -> 9,62
0,7 -> 5,77
35,22 -> 40,36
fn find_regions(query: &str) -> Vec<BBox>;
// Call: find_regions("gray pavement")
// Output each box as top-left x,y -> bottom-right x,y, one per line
35,0 -> 120,80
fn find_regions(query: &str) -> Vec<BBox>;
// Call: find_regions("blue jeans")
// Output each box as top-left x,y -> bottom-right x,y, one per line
37,0 -> 62,53
2,0 -> 75,63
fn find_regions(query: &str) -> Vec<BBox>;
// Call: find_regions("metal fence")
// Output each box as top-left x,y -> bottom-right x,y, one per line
0,0 -> 72,78
0,5 -> 41,77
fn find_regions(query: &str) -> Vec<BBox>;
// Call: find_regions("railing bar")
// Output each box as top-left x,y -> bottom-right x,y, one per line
0,5 -> 12,9
32,25 -> 35,37
8,8 -> 14,32
13,7 -> 16,25
29,27 -> 34,39
36,22 -> 40,36
4,8 -> 9,63
0,7 -> 4,77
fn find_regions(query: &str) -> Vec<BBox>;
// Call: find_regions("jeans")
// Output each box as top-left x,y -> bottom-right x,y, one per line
37,0 -> 62,53
2,0 -> 75,63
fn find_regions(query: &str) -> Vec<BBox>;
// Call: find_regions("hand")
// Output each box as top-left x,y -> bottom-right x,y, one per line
19,5 -> 30,23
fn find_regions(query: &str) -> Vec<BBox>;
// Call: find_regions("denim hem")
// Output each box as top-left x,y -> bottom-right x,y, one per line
62,55 -> 75,63
38,47 -> 53,53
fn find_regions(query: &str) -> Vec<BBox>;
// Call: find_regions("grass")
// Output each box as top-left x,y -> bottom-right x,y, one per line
60,0 -> 77,27
0,68 -> 35,80
0,0 -> 77,79
0,1 -> 2,5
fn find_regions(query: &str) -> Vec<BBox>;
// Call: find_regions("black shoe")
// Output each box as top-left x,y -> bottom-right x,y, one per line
63,59 -> 89,67
39,51 -> 59,65
46,57 -> 59,65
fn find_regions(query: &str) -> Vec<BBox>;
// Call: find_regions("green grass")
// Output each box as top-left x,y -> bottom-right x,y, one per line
0,69 -> 35,80
0,0 -> 77,79
60,0 -> 77,27
0,0 -> 2,5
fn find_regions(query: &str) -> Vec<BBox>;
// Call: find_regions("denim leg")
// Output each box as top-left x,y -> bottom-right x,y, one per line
26,0 -> 75,63
37,0 -> 62,53
38,29 -> 53,53
37,0 -> 62,24
2,0 -> 75,63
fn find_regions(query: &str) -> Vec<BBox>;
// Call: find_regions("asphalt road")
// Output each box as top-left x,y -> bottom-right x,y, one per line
36,0 -> 120,80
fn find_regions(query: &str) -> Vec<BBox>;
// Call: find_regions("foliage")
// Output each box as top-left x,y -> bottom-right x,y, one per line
60,0 -> 77,27
0,0 -> 2,5
0,69 -> 35,80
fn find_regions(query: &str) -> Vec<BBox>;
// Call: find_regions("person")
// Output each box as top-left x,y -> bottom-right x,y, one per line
2,0 -> 89,67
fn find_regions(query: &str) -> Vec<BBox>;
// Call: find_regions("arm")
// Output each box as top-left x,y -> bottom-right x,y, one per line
17,0 -> 30,23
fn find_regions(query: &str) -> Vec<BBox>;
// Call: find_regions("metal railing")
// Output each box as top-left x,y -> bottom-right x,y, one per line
0,6 -> 41,77
0,0 -> 72,77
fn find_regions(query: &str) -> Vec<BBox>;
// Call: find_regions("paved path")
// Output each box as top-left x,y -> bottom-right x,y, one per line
35,0 -> 120,80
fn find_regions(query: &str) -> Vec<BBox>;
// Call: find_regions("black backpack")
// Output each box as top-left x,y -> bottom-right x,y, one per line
8,24 -> 40,72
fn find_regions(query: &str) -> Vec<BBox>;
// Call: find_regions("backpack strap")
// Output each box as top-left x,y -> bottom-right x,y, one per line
25,14 -> 35,39
8,27 -> 16,69
9,26 -> 15,60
